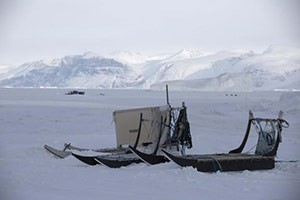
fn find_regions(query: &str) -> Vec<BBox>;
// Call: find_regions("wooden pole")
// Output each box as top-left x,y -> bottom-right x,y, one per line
166,84 -> 169,105
133,113 -> 143,149
153,116 -> 164,155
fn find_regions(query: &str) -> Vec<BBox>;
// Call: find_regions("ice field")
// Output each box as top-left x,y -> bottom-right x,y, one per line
0,88 -> 299,200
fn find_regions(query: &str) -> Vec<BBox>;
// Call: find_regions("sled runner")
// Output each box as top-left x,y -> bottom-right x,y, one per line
129,145 -> 169,165
162,111 -> 289,172
71,148 -> 134,166
65,143 -> 128,154
44,143 -> 129,160
162,151 -> 275,172
44,145 -> 72,159
94,154 -> 143,168
72,153 -> 99,166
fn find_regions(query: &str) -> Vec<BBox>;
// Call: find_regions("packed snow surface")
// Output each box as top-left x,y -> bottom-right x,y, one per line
1,45 -> 299,91
0,88 -> 299,200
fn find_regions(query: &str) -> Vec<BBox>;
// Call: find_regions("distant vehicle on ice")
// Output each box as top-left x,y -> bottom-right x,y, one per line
65,90 -> 85,95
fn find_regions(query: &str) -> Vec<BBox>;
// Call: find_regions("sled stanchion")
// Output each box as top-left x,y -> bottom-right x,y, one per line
229,111 -> 253,154
153,116 -> 164,155
63,143 -> 71,152
264,114 -> 289,157
166,84 -> 169,105
133,113 -> 143,149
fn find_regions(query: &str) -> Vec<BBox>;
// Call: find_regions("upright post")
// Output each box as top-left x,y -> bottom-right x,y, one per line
133,113 -> 143,149
153,116 -> 164,155
166,84 -> 169,105
166,84 -> 172,142
229,110 -> 254,154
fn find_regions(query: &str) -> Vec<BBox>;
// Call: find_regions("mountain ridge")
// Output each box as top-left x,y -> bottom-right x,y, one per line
0,45 -> 299,91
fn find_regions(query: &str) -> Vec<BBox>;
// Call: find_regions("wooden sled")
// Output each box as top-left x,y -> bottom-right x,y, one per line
162,111 -> 289,172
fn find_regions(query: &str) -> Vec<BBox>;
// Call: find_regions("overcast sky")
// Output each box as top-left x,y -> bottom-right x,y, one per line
1,0 -> 299,66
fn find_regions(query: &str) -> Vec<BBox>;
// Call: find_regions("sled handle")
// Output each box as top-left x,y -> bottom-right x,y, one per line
229,111 -> 253,154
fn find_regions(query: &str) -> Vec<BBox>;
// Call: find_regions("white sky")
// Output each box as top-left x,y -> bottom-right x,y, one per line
0,0 -> 299,66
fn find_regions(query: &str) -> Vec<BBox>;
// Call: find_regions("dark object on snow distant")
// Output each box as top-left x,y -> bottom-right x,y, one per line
162,111 -> 289,172
65,90 -> 85,95
226,93 -> 238,97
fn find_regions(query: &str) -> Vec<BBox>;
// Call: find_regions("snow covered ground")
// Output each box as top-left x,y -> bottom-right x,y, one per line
0,88 -> 299,200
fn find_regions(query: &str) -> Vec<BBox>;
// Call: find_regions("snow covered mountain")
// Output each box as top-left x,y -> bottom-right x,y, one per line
150,46 -> 300,91
0,46 -> 299,91
0,65 -> 15,74
142,49 -> 251,88
0,53 -> 143,88
105,51 -> 148,65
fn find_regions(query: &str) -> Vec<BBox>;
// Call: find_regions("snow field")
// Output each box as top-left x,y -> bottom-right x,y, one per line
0,89 -> 299,200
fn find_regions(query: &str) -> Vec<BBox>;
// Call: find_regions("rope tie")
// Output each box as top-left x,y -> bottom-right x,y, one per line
197,157 -> 223,173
